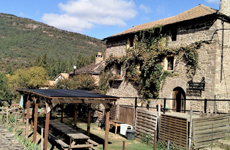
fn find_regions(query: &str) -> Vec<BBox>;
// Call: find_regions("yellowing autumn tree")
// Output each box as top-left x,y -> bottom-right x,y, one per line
8,67 -> 48,89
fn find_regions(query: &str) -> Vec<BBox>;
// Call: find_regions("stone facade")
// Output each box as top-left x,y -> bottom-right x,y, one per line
105,3 -> 230,113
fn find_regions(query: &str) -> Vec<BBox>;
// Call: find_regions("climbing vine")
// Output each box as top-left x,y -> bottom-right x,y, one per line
100,26 -> 200,98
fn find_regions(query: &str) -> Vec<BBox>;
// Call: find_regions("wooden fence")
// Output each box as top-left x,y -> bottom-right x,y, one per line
135,107 -> 158,142
192,114 -> 230,149
118,105 -> 135,126
159,114 -> 188,150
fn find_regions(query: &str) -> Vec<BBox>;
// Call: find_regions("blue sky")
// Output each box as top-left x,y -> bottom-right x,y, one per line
0,0 -> 220,39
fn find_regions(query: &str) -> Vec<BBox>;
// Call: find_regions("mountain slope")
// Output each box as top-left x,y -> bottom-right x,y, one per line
0,13 -> 106,72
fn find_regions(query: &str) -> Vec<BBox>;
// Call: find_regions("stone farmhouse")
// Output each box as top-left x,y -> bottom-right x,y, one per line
104,0 -> 230,113
69,52 -> 104,86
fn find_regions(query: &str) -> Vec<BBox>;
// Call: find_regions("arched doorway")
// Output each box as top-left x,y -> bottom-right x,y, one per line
172,87 -> 186,112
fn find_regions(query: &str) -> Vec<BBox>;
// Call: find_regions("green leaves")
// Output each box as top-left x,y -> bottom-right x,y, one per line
103,27 -> 200,98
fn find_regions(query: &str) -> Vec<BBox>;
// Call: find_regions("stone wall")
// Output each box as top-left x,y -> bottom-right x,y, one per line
105,18 -> 230,112
105,39 -> 127,59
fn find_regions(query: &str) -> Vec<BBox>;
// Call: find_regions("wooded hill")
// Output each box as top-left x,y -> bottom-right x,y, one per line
0,13 -> 105,76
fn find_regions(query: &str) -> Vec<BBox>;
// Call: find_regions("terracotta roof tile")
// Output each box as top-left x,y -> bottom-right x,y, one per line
108,4 -> 217,38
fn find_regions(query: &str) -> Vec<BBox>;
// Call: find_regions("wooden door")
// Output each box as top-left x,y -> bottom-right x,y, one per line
173,87 -> 186,112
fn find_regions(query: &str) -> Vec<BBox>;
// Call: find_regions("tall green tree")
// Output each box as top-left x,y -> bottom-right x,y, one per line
0,73 -> 14,106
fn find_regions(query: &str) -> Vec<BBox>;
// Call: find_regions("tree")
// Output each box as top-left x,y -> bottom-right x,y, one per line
0,73 -> 14,106
8,66 -> 48,89
54,74 -> 96,91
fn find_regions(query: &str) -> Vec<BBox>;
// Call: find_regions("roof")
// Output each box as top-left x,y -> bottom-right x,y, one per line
73,61 -> 104,75
48,80 -> 55,86
54,73 -> 69,80
106,4 -> 218,39
16,89 -> 118,99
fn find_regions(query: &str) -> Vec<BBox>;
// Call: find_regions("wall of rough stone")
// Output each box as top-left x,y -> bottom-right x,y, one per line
105,18 -> 230,113
105,39 -> 127,59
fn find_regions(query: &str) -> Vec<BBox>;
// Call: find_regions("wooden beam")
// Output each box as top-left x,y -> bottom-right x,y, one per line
22,108 -> 25,123
61,103 -> 64,123
74,104 -> 78,129
87,104 -> 91,136
52,98 -> 115,104
44,103 -> 50,150
33,103 -> 38,143
104,109 -> 110,150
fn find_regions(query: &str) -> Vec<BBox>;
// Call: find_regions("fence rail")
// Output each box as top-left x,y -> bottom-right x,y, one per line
192,114 -> 230,149
135,107 -> 158,142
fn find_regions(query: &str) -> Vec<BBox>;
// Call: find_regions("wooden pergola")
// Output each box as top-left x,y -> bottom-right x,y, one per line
16,89 -> 119,150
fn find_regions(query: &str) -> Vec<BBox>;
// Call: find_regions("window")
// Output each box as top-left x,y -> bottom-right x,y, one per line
114,64 -> 121,75
171,28 -> 177,41
127,37 -> 134,48
167,57 -> 174,70
164,56 -> 174,71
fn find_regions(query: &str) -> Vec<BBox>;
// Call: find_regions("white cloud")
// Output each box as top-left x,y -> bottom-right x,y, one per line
205,0 -> 219,3
42,0 -> 138,33
42,13 -> 93,33
139,4 -> 151,13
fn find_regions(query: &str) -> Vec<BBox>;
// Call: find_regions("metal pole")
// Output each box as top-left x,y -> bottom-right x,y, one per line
164,98 -> 166,114
167,140 -> 170,150
214,95 -> 216,114
158,104 -> 161,117
189,107 -> 193,150
204,99 -> 207,114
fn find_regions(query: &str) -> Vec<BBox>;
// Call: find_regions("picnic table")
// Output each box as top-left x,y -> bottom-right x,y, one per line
49,120 -> 98,149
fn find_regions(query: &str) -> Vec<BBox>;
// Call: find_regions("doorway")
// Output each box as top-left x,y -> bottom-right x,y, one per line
172,87 -> 186,112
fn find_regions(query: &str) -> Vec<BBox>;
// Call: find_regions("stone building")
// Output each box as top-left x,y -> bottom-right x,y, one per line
104,0 -> 230,113
69,52 -> 104,85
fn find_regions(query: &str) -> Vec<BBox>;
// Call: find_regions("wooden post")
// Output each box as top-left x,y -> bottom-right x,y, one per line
31,102 -> 34,130
25,100 -> 30,136
6,110 -> 8,124
104,109 -> 110,150
33,103 -> 38,143
41,128 -> 44,150
22,108 -> 25,123
74,104 -> 78,129
87,104 -> 91,136
15,112 -> 18,132
26,119 -> 29,138
154,130 -> 156,150
61,103 -> 64,123
189,107 -> 193,150
44,103 -> 50,150
123,141 -> 125,150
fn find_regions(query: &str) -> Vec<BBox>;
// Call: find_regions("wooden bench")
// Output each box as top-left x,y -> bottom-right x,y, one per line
87,139 -> 99,146
48,133 -> 69,150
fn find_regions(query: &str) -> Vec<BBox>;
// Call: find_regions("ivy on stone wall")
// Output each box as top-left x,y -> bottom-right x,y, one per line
100,27 -> 201,98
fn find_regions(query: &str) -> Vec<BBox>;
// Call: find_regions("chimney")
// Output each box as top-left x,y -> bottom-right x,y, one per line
95,52 -> 103,64
220,0 -> 230,16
